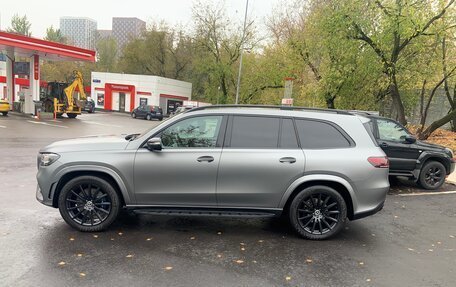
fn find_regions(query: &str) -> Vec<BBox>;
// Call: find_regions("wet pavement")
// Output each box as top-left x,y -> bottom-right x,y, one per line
1,112 -> 456,287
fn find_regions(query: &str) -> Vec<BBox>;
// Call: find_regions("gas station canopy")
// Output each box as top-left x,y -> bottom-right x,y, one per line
0,30 -> 96,62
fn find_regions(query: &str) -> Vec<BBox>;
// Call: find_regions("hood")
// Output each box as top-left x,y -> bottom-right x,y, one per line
415,140 -> 453,156
40,135 -> 129,153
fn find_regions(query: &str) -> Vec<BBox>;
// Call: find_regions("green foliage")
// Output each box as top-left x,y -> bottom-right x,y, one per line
96,37 -> 118,72
44,26 -> 66,43
7,14 -> 31,36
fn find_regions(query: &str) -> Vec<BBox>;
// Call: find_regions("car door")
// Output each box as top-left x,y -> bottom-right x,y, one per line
216,116 -> 305,208
375,118 -> 420,172
136,106 -> 144,118
133,115 -> 226,206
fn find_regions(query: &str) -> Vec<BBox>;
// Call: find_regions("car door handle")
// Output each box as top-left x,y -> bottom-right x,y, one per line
380,142 -> 389,148
197,156 -> 214,163
279,157 -> 296,164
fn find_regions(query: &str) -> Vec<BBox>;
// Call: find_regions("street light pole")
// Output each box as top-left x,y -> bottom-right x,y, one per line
235,0 -> 249,105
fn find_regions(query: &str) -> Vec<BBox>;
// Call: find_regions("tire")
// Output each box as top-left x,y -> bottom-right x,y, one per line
418,161 -> 446,190
158,117 -> 163,121
131,112 -> 136,119
289,185 -> 347,240
146,114 -> 152,121
67,113 -> 77,119
58,176 -> 121,232
1,112 -> 7,116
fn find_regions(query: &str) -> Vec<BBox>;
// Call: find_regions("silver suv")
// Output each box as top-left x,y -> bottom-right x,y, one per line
36,105 -> 389,240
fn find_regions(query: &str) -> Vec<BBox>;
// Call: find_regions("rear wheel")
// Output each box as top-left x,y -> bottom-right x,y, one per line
289,185 -> 347,240
58,176 -> 121,232
158,117 -> 163,121
131,112 -> 136,118
1,112 -> 7,116
418,161 -> 446,190
146,114 -> 152,121
67,113 -> 77,119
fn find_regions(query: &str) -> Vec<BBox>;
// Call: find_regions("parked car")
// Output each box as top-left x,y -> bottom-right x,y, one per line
36,105 -> 389,240
131,105 -> 163,121
171,106 -> 193,116
356,113 -> 455,190
0,99 -> 10,116
82,98 -> 95,113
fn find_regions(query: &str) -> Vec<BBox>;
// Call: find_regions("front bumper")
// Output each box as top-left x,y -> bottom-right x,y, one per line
36,184 -> 53,206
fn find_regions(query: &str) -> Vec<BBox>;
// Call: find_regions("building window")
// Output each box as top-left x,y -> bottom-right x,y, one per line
140,98 -> 148,106
97,93 -> 104,106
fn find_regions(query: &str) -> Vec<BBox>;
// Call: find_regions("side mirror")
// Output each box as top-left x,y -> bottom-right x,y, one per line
146,137 -> 162,151
404,135 -> 416,144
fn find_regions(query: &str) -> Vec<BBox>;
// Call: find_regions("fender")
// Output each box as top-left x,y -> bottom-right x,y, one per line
278,174 -> 357,211
52,164 -> 133,205
416,151 -> 452,174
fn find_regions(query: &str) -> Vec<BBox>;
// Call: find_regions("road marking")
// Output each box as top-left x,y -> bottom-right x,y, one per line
397,190 -> 456,196
82,120 -> 122,128
0,125 -> 6,128
27,120 -> 68,129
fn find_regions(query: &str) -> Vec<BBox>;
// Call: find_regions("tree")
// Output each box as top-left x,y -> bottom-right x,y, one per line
44,26 -> 66,43
192,0 -> 256,104
7,14 -> 32,36
347,0 -> 455,125
96,37 -> 118,72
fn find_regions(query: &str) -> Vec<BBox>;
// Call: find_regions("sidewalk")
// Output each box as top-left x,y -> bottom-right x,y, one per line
447,170 -> 456,185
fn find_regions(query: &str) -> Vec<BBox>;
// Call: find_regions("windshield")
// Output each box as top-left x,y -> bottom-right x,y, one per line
126,113 -> 184,140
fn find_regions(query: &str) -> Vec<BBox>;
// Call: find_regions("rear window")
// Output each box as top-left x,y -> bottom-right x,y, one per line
363,121 -> 379,146
280,119 -> 299,148
229,116 -> 280,148
295,119 -> 351,149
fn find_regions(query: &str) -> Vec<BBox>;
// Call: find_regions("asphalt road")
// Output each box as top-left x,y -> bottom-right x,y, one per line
1,112 -> 456,287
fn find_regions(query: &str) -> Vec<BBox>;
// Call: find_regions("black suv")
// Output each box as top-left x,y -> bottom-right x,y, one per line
131,105 -> 163,121
362,114 -> 455,189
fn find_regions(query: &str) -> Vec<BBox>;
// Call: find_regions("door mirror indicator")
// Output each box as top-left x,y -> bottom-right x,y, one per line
146,137 -> 162,151
404,135 -> 416,144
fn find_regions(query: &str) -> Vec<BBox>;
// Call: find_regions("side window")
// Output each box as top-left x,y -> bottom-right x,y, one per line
280,119 -> 299,148
230,116 -> 280,148
377,119 -> 409,142
295,119 -> 350,149
161,116 -> 223,148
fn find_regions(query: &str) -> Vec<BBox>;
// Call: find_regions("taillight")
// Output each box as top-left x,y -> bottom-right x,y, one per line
368,156 -> 389,168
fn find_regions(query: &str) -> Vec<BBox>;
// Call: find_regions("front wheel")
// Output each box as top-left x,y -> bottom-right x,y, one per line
131,112 -> 136,118
58,176 -> 121,232
146,114 -> 152,120
67,113 -> 77,119
418,161 -> 446,190
289,185 -> 347,240
1,111 -> 7,116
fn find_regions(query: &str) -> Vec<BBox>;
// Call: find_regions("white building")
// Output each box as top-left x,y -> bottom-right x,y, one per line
91,72 -> 192,114
60,17 -> 97,50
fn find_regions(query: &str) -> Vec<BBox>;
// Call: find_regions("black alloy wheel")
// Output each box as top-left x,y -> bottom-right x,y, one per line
419,161 -> 446,190
289,185 -> 347,240
58,176 -> 120,232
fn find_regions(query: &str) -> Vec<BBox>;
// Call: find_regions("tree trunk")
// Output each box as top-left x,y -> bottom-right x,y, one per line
418,108 -> 456,140
389,75 -> 407,125
325,95 -> 336,109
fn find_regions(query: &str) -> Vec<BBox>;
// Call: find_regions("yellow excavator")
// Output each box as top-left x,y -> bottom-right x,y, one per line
52,70 -> 86,118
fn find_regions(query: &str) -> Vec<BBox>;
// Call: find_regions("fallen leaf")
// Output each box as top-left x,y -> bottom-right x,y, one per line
359,262 -> 364,266
77,254 -> 83,257
110,238 -> 115,241
450,235 -> 455,238
217,231 -> 222,235
190,236 -> 196,240
437,241 -> 442,245
164,266 -> 173,271
371,234 -> 376,237
235,260 -> 244,264
79,273 -> 86,277
431,244 -> 435,247
306,259 -> 312,263
240,242 -> 245,246
58,261 -> 66,266
126,254 -> 134,258
146,238 -> 152,241
366,278 -> 371,282
407,248 -> 414,251
394,215 -> 398,219
93,235 -> 98,238
118,232 -> 123,236
69,237 -> 75,241
241,247 -> 245,251
252,260 -> 257,263
258,240 -> 264,243
285,276 -> 292,281
428,249 -> 433,252
217,254 -> 222,258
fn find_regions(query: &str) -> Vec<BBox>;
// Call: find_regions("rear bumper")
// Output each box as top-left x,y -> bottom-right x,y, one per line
352,200 -> 384,220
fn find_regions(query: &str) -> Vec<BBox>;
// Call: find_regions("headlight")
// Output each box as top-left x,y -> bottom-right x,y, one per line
38,153 -> 60,167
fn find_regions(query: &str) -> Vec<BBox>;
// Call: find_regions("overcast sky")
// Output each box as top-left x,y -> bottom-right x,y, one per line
0,0 -> 279,38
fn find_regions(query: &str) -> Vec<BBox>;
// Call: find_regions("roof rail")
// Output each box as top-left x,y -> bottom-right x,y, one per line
186,104 -> 353,115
